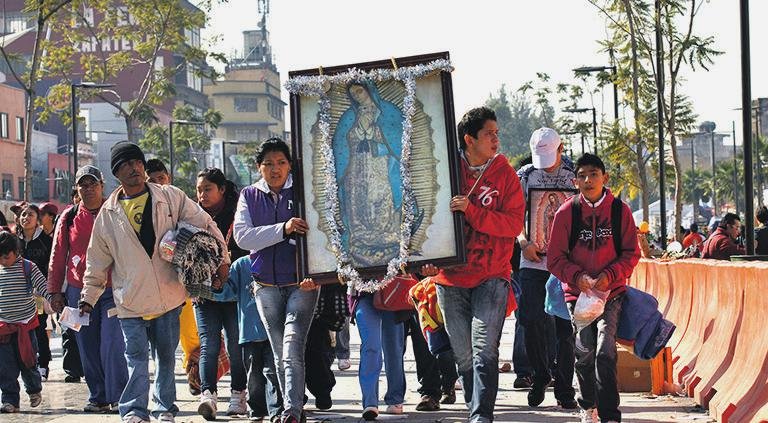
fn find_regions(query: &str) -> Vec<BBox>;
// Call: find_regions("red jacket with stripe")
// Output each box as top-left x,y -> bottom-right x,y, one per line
546,189 -> 640,302
47,203 -> 112,293
433,154 -> 525,288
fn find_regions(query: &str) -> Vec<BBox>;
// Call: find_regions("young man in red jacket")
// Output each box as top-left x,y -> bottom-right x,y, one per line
424,106 -> 525,423
546,154 -> 640,423
701,213 -> 745,260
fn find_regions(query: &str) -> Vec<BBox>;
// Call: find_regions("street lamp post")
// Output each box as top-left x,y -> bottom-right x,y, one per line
733,121 -> 739,215
71,82 -> 116,185
563,107 -> 598,154
573,61 -> 619,121
560,130 -> 586,159
169,119 -> 205,180
655,0 -> 667,249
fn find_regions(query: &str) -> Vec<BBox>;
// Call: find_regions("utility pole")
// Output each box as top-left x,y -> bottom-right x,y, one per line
655,0 -> 667,249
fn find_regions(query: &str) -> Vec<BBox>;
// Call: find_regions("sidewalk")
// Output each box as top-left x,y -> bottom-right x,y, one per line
5,315 -> 713,423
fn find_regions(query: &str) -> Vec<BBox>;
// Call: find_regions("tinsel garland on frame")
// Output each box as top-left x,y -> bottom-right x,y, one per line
286,59 -> 453,293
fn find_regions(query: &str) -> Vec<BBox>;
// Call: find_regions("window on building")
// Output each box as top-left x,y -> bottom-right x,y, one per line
18,178 -> 24,200
2,174 -> 12,199
14,117 -> 23,142
184,28 -> 200,48
234,97 -> 258,113
234,128 -> 260,142
0,113 -> 8,138
186,63 -> 202,92
3,13 -> 30,33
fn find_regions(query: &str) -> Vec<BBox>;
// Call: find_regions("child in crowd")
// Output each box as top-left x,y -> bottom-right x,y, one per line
546,154 -> 641,423
216,255 -> 282,422
0,230 -> 51,413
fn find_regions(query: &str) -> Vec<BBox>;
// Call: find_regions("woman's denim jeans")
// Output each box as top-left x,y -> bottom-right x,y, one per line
254,284 -> 318,420
354,295 -> 405,409
193,300 -> 246,393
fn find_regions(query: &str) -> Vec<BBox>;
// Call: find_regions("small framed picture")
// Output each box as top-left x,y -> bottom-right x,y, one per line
527,188 -> 578,254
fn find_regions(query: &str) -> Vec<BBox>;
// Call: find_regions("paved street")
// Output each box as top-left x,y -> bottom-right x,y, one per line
5,316 -> 711,423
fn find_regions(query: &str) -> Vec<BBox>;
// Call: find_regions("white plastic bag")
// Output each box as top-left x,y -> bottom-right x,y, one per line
159,229 -> 178,262
573,288 -> 610,331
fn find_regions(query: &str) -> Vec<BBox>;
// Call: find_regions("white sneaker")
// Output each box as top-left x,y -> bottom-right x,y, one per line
337,358 -> 351,371
385,404 -> 403,414
198,390 -> 217,421
156,412 -> 175,423
121,415 -> 149,423
579,408 -> 598,423
226,389 -> 248,415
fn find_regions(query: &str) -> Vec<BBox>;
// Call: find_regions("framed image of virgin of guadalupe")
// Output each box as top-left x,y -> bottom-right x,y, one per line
286,52 -> 466,289
527,188 -> 577,254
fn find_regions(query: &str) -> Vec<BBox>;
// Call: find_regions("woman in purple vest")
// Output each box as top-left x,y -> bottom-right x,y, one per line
233,138 -> 319,423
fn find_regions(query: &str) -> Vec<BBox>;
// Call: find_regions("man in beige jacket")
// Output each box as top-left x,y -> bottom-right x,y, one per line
80,142 -> 229,423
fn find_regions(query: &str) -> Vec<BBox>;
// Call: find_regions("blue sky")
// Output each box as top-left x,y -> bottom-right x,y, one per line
205,0 -> 767,146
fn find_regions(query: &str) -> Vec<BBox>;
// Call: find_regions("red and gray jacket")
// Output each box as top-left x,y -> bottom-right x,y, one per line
546,189 -> 640,302
433,153 -> 525,288
47,202 -> 111,293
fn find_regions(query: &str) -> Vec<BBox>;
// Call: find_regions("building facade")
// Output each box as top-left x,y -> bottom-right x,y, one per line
1,0 -> 210,191
204,26 -> 286,144
0,80 -> 26,200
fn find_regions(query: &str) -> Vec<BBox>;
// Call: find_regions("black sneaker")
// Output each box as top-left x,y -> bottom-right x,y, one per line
362,407 -> 378,421
64,375 -> 81,383
440,390 -> 456,404
557,398 -> 578,409
527,383 -> 546,407
315,395 -> 332,411
415,395 -> 440,411
513,376 -> 532,389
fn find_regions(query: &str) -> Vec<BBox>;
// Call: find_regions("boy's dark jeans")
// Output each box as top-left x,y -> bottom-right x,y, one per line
404,314 -> 459,399
518,268 -> 575,402
569,294 -> 624,422
241,341 -> 282,418
0,329 -> 42,407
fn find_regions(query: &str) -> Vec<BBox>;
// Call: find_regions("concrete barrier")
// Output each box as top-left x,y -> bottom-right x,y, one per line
629,259 -> 768,423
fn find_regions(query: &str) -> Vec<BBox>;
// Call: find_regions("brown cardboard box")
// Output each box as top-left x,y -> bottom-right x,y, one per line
616,344 -> 653,392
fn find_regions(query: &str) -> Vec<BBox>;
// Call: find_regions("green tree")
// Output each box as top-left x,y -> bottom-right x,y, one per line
38,0 -> 226,142
681,167 -> 711,209
0,0 -> 74,200
139,104 -> 221,196
589,0 -> 721,241
485,86 -> 548,160
714,155 -> 745,214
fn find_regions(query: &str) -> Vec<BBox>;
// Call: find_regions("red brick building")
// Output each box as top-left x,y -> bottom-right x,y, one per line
0,80 -> 26,200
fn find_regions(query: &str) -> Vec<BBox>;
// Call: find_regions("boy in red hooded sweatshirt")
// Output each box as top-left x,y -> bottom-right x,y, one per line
546,153 -> 640,423
423,106 -> 524,423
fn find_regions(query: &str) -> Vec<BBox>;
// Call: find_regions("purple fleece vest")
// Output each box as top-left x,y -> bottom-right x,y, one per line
242,185 -> 297,285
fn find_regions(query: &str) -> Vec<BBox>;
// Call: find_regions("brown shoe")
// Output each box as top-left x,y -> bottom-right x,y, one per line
440,390 -> 456,404
415,395 -> 440,411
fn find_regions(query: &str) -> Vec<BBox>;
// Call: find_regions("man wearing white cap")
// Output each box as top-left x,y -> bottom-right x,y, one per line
515,128 -> 577,410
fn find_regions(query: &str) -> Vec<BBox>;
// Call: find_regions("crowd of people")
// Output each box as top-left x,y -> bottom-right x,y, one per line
0,105 -> 760,423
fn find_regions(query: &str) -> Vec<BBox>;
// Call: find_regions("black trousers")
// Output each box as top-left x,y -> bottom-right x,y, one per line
60,295 -> 83,378
404,314 -> 459,399
61,327 -> 83,378
518,268 -> 576,401
34,314 -> 51,369
304,319 -> 335,403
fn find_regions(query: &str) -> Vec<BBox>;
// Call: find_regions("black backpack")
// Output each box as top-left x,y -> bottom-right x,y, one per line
568,196 -> 624,258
